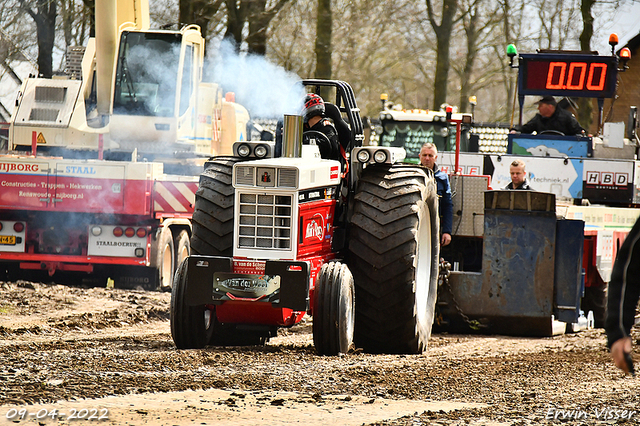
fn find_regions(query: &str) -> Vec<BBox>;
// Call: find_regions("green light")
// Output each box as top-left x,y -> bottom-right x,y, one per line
506,44 -> 517,57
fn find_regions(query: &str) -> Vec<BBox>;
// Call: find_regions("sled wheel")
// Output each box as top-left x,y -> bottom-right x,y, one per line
170,259 -> 215,349
313,261 -> 355,355
348,164 -> 439,354
157,227 -> 175,292
190,157 -> 238,256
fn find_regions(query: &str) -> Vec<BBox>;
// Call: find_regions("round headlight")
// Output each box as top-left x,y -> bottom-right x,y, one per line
237,143 -> 251,157
254,144 -> 268,158
374,150 -> 388,163
91,226 -> 102,236
356,150 -> 370,163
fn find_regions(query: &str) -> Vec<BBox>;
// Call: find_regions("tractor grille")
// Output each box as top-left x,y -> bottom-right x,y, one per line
278,168 -> 297,187
235,166 -> 255,186
238,192 -> 293,249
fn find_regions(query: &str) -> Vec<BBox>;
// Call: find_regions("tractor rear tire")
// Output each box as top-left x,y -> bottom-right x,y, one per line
170,259 -> 215,349
313,261 -> 355,355
190,157 -> 238,256
348,164 -> 439,354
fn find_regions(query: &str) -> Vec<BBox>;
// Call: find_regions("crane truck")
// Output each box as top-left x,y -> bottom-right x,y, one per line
0,0 -> 250,290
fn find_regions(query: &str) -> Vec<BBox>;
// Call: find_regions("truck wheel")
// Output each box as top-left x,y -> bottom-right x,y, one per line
348,164 -> 439,354
313,261 -> 355,355
174,230 -> 190,269
190,157 -> 238,256
157,227 -> 175,292
170,259 -> 215,349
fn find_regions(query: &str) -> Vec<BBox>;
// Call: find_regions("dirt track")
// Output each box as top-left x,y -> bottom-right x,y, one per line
0,280 -> 638,425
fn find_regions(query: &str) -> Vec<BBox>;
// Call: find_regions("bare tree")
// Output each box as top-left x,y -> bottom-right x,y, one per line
180,0 -> 223,41
18,0 -> 56,78
314,0 -> 332,78
246,0 -> 291,55
426,0 -> 459,110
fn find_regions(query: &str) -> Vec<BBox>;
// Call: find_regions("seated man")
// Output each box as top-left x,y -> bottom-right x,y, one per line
302,93 -> 341,160
504,159 -> 533,190
512,96 -> 585,136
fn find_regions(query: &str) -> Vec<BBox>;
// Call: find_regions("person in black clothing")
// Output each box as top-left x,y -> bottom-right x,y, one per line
512,96 -> 585,136
302,94 -> 340,160
605,216 -> 640,374
503,159 -> 533,190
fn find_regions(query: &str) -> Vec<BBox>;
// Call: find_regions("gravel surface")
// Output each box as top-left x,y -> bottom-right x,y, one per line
0,280 -> 638,425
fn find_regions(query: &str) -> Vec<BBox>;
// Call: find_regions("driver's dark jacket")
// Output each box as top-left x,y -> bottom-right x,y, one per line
305,119 -> 340,160
503,180 -> 533,190
516,107 -> 584,135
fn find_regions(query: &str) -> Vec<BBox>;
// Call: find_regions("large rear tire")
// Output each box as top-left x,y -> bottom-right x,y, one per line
190,157 -> 238,256
170,259 -> 215,349
348,164 -> 439,354
313,261 -> 355,355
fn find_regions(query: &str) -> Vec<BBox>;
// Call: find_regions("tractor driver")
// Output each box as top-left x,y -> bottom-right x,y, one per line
302,94 -> 341,160
510,96 -> 585,136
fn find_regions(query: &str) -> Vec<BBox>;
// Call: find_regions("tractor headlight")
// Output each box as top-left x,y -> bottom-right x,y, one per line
237,143 -> 251,157
91,226 -> 102,236
373,150 -> 388,163
356,150 -> 370,163
254,144 -> 268,158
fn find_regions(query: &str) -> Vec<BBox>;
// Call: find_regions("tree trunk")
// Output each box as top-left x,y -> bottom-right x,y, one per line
224,0 -> 245,48
247,0 -> 269,55
577,0 -> 595,132
22,0 -> 57,78
427,0 -> 458,110
180,0 -> 221,41
315,0 -> 332,78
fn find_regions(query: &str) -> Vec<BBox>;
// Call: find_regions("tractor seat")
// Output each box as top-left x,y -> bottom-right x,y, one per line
324,103 -> 351,150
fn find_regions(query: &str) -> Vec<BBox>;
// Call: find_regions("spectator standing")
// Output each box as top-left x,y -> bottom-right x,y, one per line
419,143 -> 453,246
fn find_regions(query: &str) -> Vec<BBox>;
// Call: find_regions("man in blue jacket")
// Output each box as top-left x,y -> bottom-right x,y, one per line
419,143 -> 453,246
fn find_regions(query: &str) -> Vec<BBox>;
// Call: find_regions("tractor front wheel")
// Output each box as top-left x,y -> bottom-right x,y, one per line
170,259 -> 215,349
313,261 -> 355,355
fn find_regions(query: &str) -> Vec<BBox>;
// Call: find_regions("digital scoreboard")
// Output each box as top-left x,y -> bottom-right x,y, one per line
518,53 -> 619,98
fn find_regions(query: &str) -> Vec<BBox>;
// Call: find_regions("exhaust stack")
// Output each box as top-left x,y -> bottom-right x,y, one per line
282,115 -> 303,158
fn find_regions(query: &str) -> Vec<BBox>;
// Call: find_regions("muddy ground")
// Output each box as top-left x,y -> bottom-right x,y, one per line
0,280 -> 638,426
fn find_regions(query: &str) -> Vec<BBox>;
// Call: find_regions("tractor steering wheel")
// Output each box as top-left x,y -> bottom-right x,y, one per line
539,130 -> 565,136
303,130 -> 332,154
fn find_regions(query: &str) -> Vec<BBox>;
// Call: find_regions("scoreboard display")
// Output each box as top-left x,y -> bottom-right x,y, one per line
518,53 -> 619,98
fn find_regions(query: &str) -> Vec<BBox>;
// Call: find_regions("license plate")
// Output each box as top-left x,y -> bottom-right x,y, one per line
0,236 -> 16,245
213,273 -> 280,300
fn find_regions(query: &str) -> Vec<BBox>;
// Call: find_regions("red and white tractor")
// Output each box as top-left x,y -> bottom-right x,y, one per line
170,80 -> 440,354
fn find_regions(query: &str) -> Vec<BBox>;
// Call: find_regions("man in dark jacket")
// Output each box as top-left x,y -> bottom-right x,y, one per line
419,143 -> 453,246
605,216 -> 640,374
503,159 -> 533,190
514,96 -> 584,136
